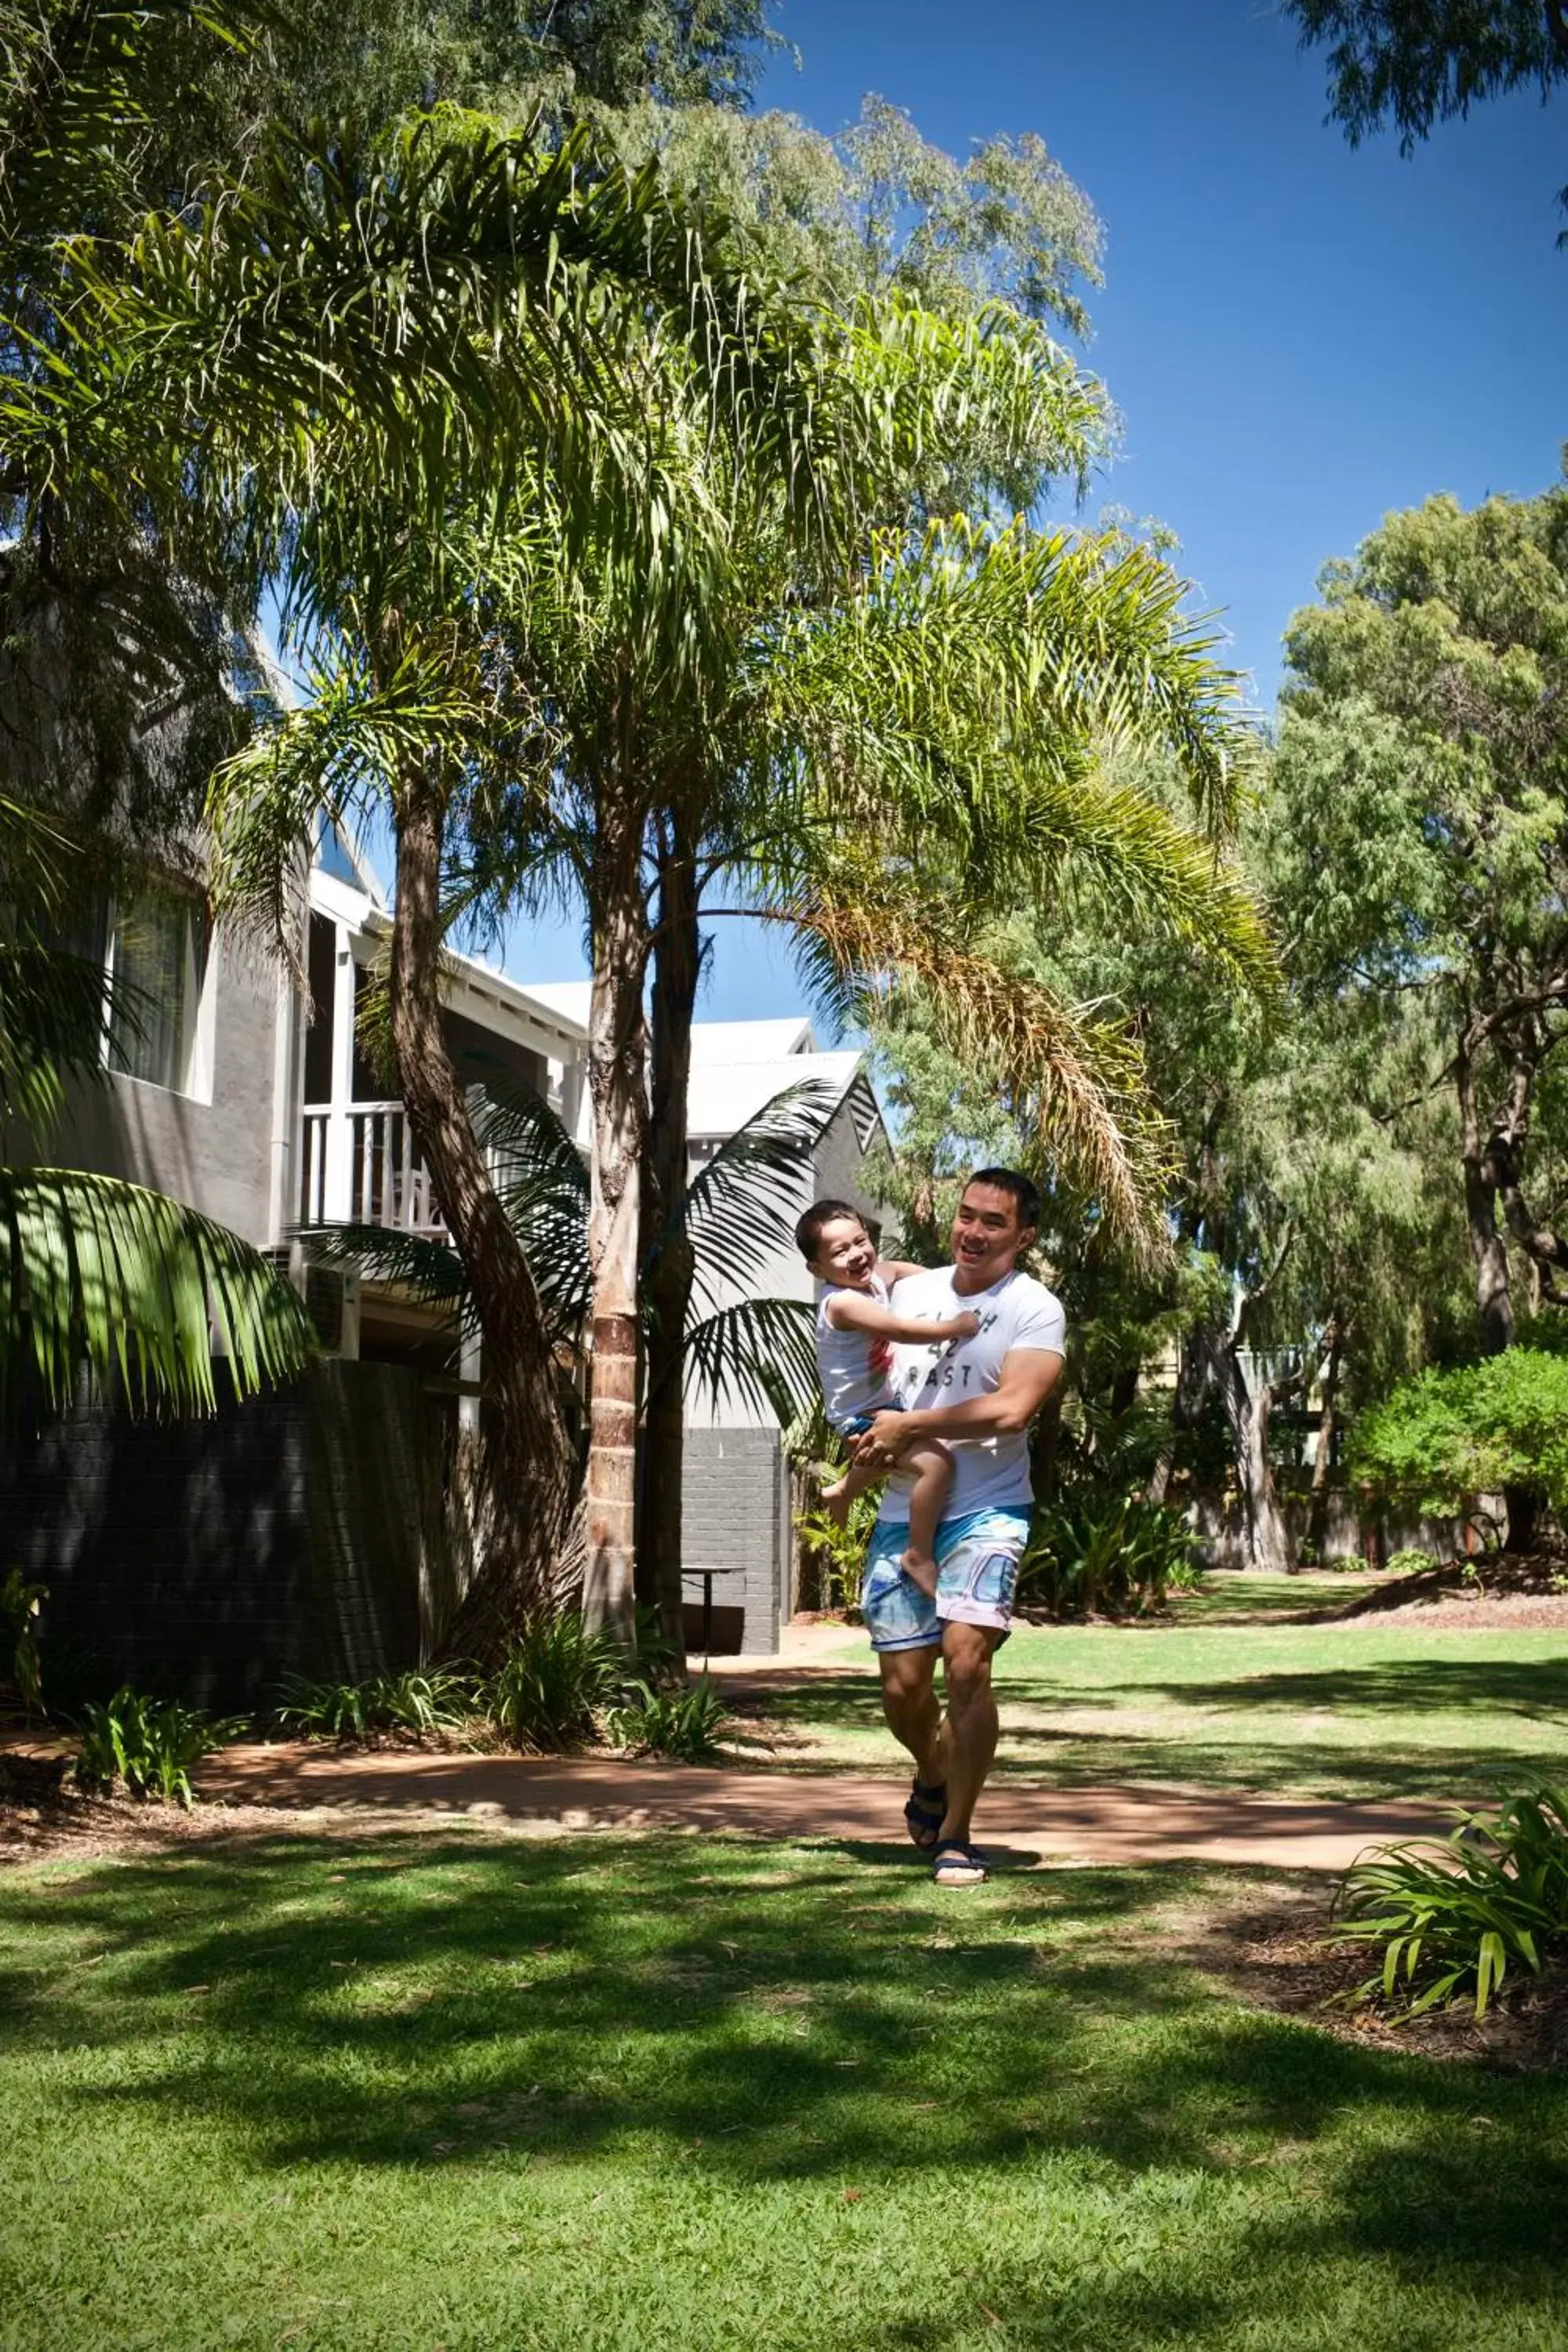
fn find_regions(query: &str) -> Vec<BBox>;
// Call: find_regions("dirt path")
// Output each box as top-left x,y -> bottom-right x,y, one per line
191,1742 -> 1451,1873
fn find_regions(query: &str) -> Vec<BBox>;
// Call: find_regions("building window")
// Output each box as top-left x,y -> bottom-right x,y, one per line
105,887 -> 211,1096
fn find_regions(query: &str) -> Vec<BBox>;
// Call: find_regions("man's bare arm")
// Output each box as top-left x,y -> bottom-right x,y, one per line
853,1346 -> 1064,1458
825,1293 -> 980,1345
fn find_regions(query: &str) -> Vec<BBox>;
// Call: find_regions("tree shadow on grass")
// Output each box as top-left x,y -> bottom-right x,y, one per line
6,1835 -> 1568,2345
1120,1657 -> 1568,1722
985,1726 -> 1563,1803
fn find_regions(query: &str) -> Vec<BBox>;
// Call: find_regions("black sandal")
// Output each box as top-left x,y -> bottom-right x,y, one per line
904,1778 -> 946,1849
932,1840 -> 988,1887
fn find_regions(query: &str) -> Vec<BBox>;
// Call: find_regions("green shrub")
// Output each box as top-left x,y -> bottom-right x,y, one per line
608,1672 -> 732,1762
480,1613 -> 626,1751
1,1569 -> 45,1713
1019,1494 -> 1194,1617
73,1688 -> 239,1808
1384,1547 -> 1436,1577
275,1668 -> 477,1741
1350,1349 -> 1568,1524
794,1490 -> 878,1616
1332,1787 -> 1568,2017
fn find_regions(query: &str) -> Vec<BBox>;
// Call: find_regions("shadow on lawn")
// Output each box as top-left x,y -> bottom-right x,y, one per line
1123,1657 -> 1568,1723
6,1835 -> 1568,2343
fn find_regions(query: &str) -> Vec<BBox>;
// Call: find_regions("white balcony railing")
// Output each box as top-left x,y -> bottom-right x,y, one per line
299,1102 -> 448,1236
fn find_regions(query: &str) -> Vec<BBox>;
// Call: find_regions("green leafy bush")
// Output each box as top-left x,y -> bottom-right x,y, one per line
1383,1547 -> 1436,1577
794,1490 -> 878,1616
1019,1494 -> 1194,1617
73,1688 -> 239,1808
1350,1349 -> 1568,1523
1332,1787 -> 1568,2017
480,1613 -> 626,1751
608,1672 -> 732,1762
275,1668 -> 477,1741
1,1569 -> 45,1712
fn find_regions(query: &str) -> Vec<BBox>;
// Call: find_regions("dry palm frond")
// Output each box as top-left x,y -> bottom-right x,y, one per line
786,880 -> 1178,1266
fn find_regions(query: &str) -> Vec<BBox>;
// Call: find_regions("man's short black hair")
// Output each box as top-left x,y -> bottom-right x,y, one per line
795,1198 -> 866,1265
964,1167 -> 1040,1231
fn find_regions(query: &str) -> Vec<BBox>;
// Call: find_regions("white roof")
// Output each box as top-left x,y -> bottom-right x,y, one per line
516,979 -> 592,1029
690,1018 -> 815,1065
688,1048 -> 866,1142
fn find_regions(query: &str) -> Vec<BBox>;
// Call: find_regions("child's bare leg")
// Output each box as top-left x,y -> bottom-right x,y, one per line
902,1439 -> 954,1597
821,1454 -> 884,1528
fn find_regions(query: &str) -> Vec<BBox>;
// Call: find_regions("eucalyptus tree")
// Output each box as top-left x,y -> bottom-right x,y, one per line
1286,0 -> 1567,220
1272,485 -> 1568,1361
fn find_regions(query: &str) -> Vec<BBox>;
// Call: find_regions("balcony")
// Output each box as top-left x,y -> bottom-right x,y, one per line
299,1102 -> 448,1236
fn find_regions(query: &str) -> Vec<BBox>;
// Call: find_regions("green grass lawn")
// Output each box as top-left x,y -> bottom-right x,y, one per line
5,1830 -> 1568,2350
733,1600 -> 1568,1804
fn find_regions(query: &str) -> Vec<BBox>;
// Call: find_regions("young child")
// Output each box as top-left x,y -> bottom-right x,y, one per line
796,1199 -> 981,1597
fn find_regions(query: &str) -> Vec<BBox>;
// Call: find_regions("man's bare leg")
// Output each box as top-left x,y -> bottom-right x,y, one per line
938,1621 -> 1001,1853
877,1645 -> 945,1789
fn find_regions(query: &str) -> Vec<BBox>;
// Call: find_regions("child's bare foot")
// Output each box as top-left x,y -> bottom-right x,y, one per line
904,1548 -> 938,1598
822,1478 -> 851,1529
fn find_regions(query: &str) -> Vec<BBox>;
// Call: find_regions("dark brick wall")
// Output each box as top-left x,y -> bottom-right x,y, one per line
2,1362 -> 437,1711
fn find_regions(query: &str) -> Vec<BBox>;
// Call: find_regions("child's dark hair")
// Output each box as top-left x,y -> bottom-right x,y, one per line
967,1167 -> 1041,1230
795,1198 -> 866,1265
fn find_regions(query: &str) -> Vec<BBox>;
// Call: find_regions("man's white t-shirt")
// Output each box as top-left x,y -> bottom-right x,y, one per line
873,1266 -> 1066,1525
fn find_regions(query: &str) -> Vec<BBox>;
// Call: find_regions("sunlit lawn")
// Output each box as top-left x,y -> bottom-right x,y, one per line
729,1578 -> 1568,1805
5,1831 -> 1568,2350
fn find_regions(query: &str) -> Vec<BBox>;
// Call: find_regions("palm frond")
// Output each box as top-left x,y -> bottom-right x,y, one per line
0,1167 -> 317,1419
782,880 -> 1177,1267
0,935 -> 109,1125
303,1222 -> 470,1332
666,1077 -> 842,1320
300,1083 -> 591,1345
681,1294 -> 819,1423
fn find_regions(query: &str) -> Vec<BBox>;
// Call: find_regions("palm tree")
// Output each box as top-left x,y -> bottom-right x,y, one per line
299,1074 -> 831,1628
131,107 -> 870,1655
455,318 -> 1272,1642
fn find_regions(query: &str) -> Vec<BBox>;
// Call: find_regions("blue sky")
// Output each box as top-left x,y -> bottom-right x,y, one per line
502,0 -> 1566,1021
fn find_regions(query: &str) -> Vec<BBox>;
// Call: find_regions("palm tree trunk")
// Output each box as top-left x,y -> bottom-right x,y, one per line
637,822 -> 700,1664
583,790 -> 648,1641
387,784 -> 576,1661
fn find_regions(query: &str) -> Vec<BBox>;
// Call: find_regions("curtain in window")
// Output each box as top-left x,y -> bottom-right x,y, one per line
107,892 -> 187,1090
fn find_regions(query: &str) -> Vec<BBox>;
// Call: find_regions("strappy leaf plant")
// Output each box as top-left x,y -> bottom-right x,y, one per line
1332,1788 -> 1568,2019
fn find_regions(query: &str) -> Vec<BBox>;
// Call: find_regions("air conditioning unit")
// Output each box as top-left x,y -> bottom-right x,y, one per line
303,1263 -> 361,1357
272,1242 -> 361,1358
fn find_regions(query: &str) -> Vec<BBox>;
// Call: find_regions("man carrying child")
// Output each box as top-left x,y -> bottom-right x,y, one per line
798,1169 -> 1065,1888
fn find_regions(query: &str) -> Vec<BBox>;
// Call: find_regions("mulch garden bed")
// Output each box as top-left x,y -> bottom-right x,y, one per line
1203,1881 -> 1568,2071
1319,1550 -> 1568,1631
